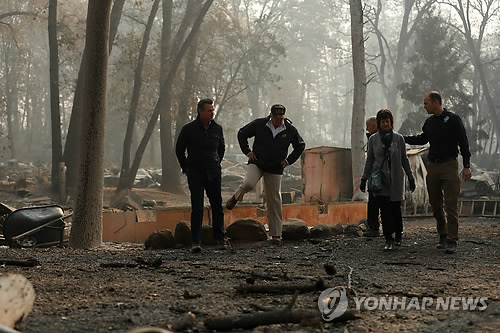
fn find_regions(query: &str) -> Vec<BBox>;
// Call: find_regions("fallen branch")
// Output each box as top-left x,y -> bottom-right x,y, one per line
285,290 -> 299,309
346,266 -> 357,297
0,259 -> 39,267
249,303 -> 274,312
347,266 -> 353,290
134,256 -> 163,267
100,263 -> 138,268
427,267 -> 446,271
100,257 -> 162,269
249,271 -> 279,281
207,290 -> 358,330
463,240 -> 489,245
382,261 -> 423,266
204,309 -> 359,331
235,277 -> 325,295
374,291 -> 437,298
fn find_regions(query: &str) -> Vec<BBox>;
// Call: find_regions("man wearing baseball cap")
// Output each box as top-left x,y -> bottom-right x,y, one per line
226,104 -> 305,243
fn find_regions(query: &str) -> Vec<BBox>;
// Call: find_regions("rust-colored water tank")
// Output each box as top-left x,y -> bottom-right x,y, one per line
302,146 -> 353,202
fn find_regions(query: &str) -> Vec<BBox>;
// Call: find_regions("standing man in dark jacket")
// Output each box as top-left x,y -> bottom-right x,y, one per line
404,91 -> 472,254
176,99 -> 226,253
225,104 -> 305,243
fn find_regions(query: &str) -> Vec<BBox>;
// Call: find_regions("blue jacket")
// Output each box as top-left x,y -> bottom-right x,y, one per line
237,116 -> 305,174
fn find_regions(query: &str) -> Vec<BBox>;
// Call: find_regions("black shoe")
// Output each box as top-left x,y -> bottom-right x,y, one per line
216,238 -> 230,250
363,229 -> 380,237
436,235 -> 447,249
394,233 -> 402,246
384,240 -> 394,251
226,195 -> 238,210
270,237 -> 282,246
445,240 -> 457,254
191,244 -> 202,253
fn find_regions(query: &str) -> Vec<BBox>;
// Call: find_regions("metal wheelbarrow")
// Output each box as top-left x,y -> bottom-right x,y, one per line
2,204 -> 72,248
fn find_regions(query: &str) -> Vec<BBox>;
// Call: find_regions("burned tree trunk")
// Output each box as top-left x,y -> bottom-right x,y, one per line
69,0 -> 112,249
349,0 -> 367,201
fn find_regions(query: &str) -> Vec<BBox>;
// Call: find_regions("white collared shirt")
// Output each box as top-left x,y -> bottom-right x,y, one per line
266,119 -> 286,138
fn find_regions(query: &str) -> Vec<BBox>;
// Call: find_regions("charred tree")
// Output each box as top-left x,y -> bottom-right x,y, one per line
48,0 -> 63,194
69,0 -> 112,249
63,0 -> 127,197
349,0 -> 367,201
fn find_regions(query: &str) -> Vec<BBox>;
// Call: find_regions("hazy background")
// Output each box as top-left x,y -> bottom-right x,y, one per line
1,0 -> 499,173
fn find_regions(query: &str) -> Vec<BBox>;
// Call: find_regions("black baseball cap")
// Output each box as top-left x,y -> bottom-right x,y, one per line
271,104 -> 286,118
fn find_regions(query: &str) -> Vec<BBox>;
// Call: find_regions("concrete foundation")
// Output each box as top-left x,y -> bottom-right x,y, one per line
102,202 -> 367,243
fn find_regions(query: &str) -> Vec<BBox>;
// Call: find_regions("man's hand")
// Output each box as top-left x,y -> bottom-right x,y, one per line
360,179 -> 367,192
281,159 -> 289,168
409,178 -> 416,192
247,152 -> 258,161
462,168 -> 472,182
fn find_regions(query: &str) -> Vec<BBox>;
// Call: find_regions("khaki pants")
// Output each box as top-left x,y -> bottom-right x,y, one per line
426,160 -> 461,241
233,164 -> 283,237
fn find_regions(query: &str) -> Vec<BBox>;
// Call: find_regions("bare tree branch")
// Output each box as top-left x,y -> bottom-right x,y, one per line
0,11 -> 36,21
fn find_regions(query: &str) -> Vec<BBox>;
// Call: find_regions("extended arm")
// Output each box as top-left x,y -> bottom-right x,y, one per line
404,131 -> 429,146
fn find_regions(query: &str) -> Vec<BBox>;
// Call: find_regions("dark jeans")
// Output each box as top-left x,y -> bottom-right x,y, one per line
187,171 -> 225,244
374,196 -> 402,241
367,191 -> 380,231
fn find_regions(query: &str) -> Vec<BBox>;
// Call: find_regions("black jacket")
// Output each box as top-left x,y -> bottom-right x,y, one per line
237,116 -> 305,174
175,116 -> 225,179
404,109 -> 471,168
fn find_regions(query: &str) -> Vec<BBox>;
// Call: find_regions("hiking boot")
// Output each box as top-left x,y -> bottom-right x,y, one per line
191,244 -> 202,253
225,195 -> 238,210
363,229 -> 380,237
436,235 -> 447,249
384,240 -> 394,251
394,233 -> 402,246
445,240 -> 457,254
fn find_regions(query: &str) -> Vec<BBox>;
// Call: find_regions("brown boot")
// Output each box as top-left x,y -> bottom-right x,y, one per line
226,195 -> 238,210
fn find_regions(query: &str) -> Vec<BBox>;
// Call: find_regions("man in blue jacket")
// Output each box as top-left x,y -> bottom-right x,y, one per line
225,104 -> 305,243
176,99 -> 226,253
